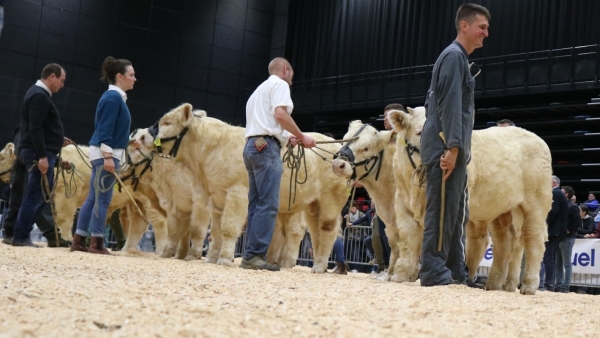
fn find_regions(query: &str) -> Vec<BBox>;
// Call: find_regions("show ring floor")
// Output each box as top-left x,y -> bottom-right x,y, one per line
0,244 -> 596,337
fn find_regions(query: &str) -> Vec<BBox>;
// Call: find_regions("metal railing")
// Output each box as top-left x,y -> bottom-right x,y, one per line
289,44 -> 600,111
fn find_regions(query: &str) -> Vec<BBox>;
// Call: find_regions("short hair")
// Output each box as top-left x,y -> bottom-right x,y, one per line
101,56 -> 132,85
268,57 -> 292,75
41,63 -> 64,80
351,202 -> 358,208
497,119 -> 515,126
590,193 -> 596,198
551,175 -> 560,186
562,186 -> 575,199
580,204 -> 590,214
455,3 -> 491,33
384,103 -> 406,112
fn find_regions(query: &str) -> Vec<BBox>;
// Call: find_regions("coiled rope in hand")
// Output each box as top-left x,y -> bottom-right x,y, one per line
282,143 -> 308,212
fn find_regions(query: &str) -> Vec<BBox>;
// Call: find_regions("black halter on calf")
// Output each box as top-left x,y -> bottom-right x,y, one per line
402,138 -> 420,170
333,124 -> 384,182
0,168 -> 11,177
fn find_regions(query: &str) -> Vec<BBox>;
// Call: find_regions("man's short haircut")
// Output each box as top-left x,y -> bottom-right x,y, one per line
268,57 -> 292,75
384,103 -> 406,112
562,186 -> 575,199
455,3 -> 491,33
497,119 -> 515,126
552,175 -> 560,186
351,202 -> 358,208
41,63 -> 64,80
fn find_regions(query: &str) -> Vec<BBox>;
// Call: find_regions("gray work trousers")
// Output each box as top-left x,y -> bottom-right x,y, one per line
420,158 -> 469,286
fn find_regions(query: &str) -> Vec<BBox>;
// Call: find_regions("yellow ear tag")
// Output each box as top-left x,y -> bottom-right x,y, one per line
114,184 -> 119,192
154,138 -> 161,147
347,187 -> 351,196
400,138 -> 407,146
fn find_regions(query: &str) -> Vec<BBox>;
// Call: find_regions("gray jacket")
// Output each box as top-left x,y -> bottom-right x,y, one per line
421,41 -> 475,166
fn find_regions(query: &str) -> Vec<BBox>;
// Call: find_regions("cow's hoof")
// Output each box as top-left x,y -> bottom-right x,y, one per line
217,258 -> 233,266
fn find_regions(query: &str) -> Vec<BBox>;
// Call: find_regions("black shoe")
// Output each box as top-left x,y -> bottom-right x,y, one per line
448,278 -> 484,289
11,239 -> 41,248
2,237 -> 13,245
46,236 -> 72,248
112,239 -> 126,252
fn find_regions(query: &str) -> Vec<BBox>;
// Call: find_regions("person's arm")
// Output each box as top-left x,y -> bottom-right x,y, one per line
271,81 -> 316,148
546,190 -> 561,225
567,205 -> 581,235
95,94 -> 121,172
27,94 -> 52,173
436,52 -> 466,179
352,212 -> 370,226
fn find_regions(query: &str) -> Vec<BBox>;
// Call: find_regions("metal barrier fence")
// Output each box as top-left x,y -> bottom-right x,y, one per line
477,266 -> 600,288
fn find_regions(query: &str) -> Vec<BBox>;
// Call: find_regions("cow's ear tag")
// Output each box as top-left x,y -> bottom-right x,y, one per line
154,138 -> 161,147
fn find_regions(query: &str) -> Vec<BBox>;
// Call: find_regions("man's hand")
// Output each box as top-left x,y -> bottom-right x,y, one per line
299,134 -> 316,148
440,147 -> 459,181
63,137 -> 73,147
347,222 -> 352,227
289,135 -> 299,147
59,161 -> 72,170
104,157 -> 115,173
37,157 -> 49,174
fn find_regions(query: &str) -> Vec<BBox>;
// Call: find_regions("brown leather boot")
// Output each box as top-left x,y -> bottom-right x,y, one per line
88,237 -> 112,255
331,262 -> 348,275
70,234 -> 88,252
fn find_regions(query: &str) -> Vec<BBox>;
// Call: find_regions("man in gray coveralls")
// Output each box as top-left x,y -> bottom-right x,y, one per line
419,4 -> 490,287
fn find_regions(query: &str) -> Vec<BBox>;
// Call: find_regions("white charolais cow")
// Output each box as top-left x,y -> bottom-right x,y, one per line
334,108 -> 552,295
128,126 -> 211,260
0,143 -> 16,183
155,103 -> 348,272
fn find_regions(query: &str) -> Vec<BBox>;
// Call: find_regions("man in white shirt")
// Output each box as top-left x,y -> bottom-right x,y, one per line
240,57 -> 316,271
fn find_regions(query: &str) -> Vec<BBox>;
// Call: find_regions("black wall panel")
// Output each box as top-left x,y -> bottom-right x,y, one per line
0,0 -> 279,146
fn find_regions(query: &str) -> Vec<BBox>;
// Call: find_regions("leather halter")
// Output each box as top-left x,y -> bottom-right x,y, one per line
401,138 -> 420,169
0,168 -> 11,177
334,124 -> 384,182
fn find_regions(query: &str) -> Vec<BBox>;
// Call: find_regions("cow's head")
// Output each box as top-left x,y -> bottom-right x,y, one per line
0,143 -> 16,182
128,128 -> 156,164
331,121 -> 383,181
155,104 -> 206,157
387,107 -> 426,167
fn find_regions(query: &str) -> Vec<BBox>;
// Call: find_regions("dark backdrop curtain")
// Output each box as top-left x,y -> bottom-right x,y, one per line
286,0 -> 600,81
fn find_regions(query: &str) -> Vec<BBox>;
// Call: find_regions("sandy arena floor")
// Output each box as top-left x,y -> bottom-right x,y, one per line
0,244 -> 597,338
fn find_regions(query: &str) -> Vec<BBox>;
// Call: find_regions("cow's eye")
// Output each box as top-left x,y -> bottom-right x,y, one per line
364,147 -> 370,152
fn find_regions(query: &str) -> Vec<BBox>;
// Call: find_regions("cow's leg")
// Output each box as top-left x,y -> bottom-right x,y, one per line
160,211 -> 188,258
505,208 -> 525,292
384,219 -> 400,279
311,205 -> 338,274
465,220 -> 489,280
520,207 -> 547,295
52,195 -> 78,241
217,188 -> 247,266
187,208 -> 210,260
389,204 -> 422,283
206,212 -> 222,264
486,212 -> 513,291
175,220 -> 191,260
266,215 -> 287,265
122,203 -> 147,252
278,213 -> 306,268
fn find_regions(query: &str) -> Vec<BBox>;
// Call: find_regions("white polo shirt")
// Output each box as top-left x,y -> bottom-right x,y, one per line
245,75 -> 294,146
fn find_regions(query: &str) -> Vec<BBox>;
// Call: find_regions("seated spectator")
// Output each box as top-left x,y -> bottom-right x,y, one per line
585,193 -> 598,211
583,222 -> 600,238
330,232 -> 348,275
576,205 -> 595,238
496,119 -> 515,127
345,202 -> 365,272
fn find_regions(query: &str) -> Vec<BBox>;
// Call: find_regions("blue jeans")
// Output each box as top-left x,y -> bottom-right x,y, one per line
556,237 -> 575,289
76,158 -> 119,237
242,137 -> 283,260
333,237 -> 346,262
12,148 -> 57,242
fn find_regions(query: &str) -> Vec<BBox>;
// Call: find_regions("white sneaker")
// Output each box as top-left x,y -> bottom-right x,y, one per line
351,269 -> 358,273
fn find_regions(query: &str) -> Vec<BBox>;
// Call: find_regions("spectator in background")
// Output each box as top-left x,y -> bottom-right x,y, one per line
496,119 -> 515,127
383,103 -> 406,130
330,235 -> 348,275
584,222 -> 600,238
576,205 -> 595,238
555,186 -> 580,293
571,194 -> 576,203
345,202 -> 365,273
540,175 -> 568,291
585,193 -> 598,211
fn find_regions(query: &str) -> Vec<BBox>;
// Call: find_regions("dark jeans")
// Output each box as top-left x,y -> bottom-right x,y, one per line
12,148 -> 57,242
76,158 -> 120,237
2,152 -> 62,240
540,235 -> 562,288
242,137 -> 283,261
378,218 -> 391,267
333,237 -> 346,262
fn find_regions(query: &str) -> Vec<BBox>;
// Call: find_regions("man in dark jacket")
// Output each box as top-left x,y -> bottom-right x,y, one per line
539,175 -> 569,291
10,63 -> 66,247
1,127 -> 70,247
555,186 -> 580,293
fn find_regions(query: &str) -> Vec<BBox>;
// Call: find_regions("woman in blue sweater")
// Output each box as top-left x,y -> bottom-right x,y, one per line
71,56 -> 134,254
